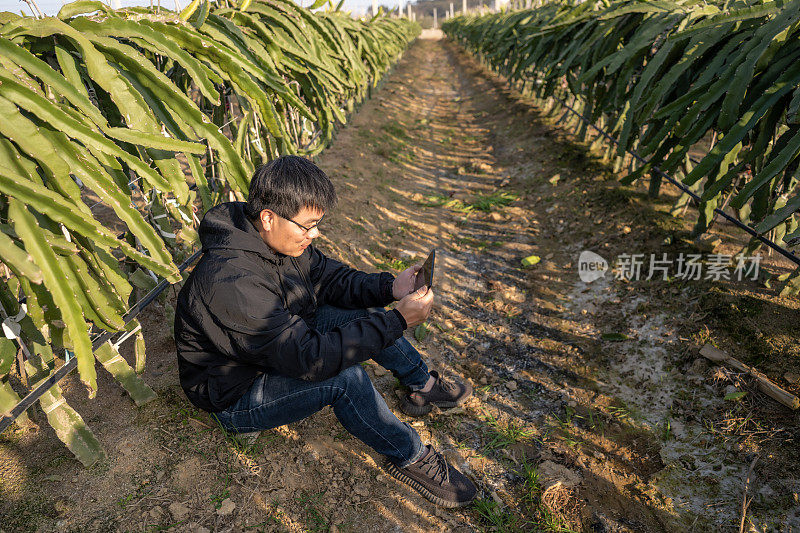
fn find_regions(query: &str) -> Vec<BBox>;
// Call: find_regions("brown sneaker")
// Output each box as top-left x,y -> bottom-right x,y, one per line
400,370 -> 472,416
383,445 -> 477,507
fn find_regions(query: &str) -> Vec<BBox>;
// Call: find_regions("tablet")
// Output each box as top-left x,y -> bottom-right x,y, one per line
414,249 -> 435,291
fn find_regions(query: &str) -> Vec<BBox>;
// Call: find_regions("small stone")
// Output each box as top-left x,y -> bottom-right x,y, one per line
724,384 -> 738,396
669,419 -> 686,438
505,381 -> 518,391
475,161 -> 492,173
491,490 -> 503,506
216,498 -> 235,516
168,502 -> 190,520
119,441 -> 136,456
490,212 -> 503,222
693,235 -> 722,252
622,226 -> 631,234
354,484 -> 369,497
373,366 -> 388,377
537,460 -> 582,489
479,376 -> 488,385
784,372 -> 800,385
758,484 -> 775,503
688,358 -> 708,376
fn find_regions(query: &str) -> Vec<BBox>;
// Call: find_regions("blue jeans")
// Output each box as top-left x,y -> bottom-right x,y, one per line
212,305 -> 430,467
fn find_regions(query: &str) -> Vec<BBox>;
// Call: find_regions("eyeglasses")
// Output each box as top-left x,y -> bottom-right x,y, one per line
284,213 -> 324,234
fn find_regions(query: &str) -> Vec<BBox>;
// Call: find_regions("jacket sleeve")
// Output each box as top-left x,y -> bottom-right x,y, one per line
308,246 -> 396,308
199,274 -> 406,381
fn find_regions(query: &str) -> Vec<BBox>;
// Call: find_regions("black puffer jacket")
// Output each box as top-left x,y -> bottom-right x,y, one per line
174,202 -> 407,412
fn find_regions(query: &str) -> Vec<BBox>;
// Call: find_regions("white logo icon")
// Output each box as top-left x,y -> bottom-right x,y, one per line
578,251 -> 607,283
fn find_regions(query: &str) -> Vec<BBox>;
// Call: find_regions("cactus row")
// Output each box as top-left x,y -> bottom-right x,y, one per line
0,0 -> 419,465
443,0 -> 800,295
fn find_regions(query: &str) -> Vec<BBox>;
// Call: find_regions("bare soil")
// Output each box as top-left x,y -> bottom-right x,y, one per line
2,33 -> 799,533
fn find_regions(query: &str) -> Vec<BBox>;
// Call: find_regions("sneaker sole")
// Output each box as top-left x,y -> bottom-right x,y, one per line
383,461 -> 472,508
399,397 -> 469,417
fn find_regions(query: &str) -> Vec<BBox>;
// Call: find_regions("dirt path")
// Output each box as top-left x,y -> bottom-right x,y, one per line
2,34 -> 799,533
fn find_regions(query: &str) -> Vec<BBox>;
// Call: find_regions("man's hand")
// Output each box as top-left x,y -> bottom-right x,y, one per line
392,263 -> 422,300
395,285 -> 434,328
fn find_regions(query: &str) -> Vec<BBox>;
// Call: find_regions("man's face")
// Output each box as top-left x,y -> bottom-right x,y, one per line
256,206 -> 324,257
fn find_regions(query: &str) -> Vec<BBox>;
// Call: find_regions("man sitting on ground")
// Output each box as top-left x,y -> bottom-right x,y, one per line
174,155 -> 476,508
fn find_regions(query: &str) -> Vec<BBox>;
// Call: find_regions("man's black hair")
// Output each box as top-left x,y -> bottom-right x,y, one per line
245,155 -> 337,220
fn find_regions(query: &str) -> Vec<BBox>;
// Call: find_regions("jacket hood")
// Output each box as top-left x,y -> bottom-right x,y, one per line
199,202 -> 282,262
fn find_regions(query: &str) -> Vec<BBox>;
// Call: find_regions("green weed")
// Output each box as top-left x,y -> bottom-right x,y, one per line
375,257 -> 411,271
381,120 -> 408,139
294,490 -> 329,532
473,498 -> 519,532
578,409 -> 604,431
455,236 -> 501,250
374,144 -> 403,162
552,406 -> 575,429
562,436 -> 580,449
482,411 -> 534,453
116,481 -> 153,509
116,492 -> 136,508
660,418 -> 672,442
607,404 -> 631,422
470,191 -> 518,212
418,191 -> 518,214
210,488 -> 230,510
357,128 -> 377,141
417,193 -> 473,213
